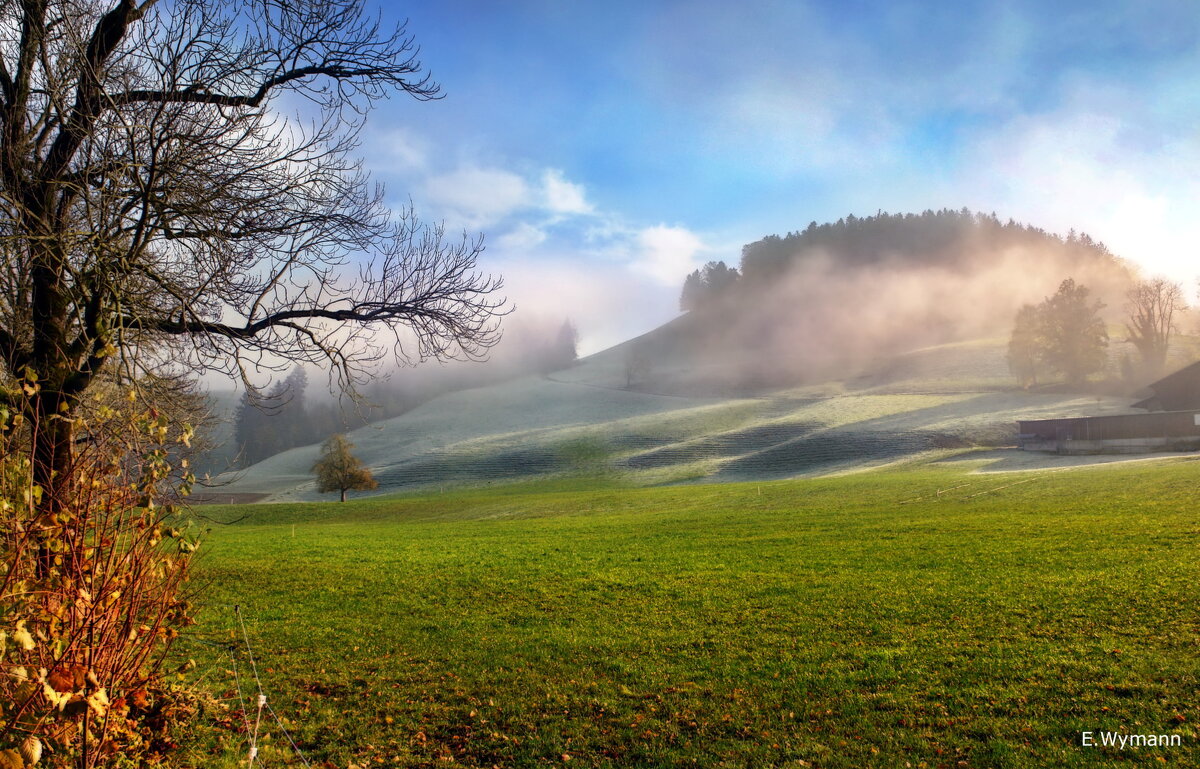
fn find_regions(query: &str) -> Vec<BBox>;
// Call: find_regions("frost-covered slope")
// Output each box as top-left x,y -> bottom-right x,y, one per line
212,336 -> 1150,501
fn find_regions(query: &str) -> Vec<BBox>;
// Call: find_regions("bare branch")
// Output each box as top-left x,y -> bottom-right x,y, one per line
0,0 -> 506,517
108,61 -> 440,109
1125,277 -> 1185,376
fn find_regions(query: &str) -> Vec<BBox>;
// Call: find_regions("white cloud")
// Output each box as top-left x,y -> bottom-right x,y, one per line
541,169 -> 593,215
481,217 -> 724,354
495,221 -> 548,252
424,167 -> 531,228
416,164 -> 597,233
491,257 -> 678,355
380,128 -> 429,172
359,126 -> 432,177
955,95 -> 1200,286
362,135 -> 712,351
629,224 -> 707,286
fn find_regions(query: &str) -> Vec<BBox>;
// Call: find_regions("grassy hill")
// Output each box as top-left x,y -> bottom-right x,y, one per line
210,333 -> 1166,502
202,207 -> 1193,501
182,461 -> 1200,767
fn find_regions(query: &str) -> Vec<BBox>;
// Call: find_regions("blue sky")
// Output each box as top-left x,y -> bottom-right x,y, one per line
355,0 -> 1200,352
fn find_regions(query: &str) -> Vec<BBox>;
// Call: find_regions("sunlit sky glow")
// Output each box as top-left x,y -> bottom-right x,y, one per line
359,0 -> 1200,354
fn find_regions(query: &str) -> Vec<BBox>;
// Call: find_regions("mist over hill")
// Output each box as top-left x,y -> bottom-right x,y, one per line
667,209 -> 1134,393
201,209 -> 1143,491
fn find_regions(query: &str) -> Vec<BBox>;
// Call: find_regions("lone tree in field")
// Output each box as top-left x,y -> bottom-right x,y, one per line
1007,279 -> 1109,388
0,0 -> 505,523
313,434 -> 377,502
1037,278 -> 1109,386
1125,278 -> 1185,377
624,341 -> 652,388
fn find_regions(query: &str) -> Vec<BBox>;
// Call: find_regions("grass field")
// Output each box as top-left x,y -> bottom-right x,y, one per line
178,458 -> 1200,768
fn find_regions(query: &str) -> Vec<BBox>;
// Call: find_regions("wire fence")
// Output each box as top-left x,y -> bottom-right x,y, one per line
181,605 -> 313,767
233,605 -> 312,767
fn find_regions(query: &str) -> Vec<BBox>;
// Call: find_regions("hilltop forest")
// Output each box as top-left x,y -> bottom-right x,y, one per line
671,208 -> 1134,390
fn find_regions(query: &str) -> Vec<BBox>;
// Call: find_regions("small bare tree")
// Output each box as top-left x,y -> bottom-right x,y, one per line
624,342 -> 652,389
0,0 -> 506,524
1125,278 -> 1184,377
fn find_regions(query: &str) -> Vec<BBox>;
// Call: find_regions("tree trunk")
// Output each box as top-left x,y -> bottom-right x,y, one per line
30,390 -> 74,579
340,487 -> 347,503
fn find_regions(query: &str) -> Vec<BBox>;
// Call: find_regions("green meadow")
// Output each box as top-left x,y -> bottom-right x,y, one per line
181,459 -> 1200,768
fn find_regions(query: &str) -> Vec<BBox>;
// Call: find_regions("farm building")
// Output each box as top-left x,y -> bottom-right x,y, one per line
1017,411 -> 1200,454
1019,361 -> 1200,454
1131,360 -> 1200,411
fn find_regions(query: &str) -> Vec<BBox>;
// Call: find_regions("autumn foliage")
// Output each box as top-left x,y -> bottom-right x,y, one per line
312,434 -> 378,503
0,381 -> 199,767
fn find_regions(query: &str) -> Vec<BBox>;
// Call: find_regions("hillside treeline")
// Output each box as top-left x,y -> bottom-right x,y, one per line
676,208 -> 1134,389
230,318 -> 580,467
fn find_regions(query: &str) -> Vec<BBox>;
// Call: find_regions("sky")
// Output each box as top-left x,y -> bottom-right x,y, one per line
352,0 -> 1200,354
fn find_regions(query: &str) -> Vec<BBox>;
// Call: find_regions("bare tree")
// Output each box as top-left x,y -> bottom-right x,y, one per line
1125,278 -> 1185,376
624,341 -> 652,389
0,1 -> 506,521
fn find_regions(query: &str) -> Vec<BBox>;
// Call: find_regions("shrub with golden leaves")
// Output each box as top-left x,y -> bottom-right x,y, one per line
0,386 -> 199,767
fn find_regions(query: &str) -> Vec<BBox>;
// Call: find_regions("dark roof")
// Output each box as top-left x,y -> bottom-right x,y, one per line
1131,394 -> 1159,411
1132,360 -> 1200,411
1145,360 -> 1200,391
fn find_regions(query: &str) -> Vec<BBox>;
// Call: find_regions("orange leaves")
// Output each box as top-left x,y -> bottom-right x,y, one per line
46,667 -> 84,694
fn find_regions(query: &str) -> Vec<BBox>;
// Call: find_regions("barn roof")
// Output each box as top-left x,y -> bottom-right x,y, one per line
1131,359 -> 1200,411
1146,359 -> 1200,390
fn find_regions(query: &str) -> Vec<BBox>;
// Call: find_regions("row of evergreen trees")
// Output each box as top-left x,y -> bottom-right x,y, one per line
232,319 -> 580,468
233,368 -> 342,467
679,208 -> 1123,314
739,208 -> 1112,284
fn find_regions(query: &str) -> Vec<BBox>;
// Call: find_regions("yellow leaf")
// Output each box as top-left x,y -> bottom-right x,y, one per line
87,687 -> 109,717
19,735 -> 41,766
46,669 -> 76,693
12,621 -> 34,651
42,682 -> 71,711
